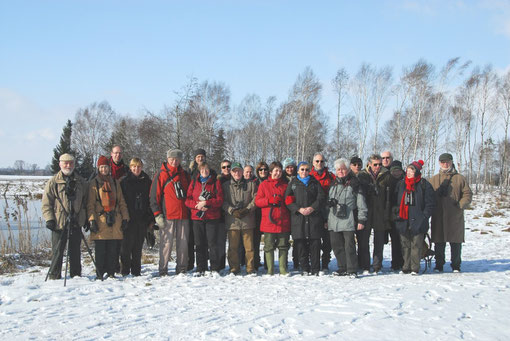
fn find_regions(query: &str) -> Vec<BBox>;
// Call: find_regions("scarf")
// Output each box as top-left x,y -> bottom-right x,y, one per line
399,175 -> 421,220
297,175 -> 311,186
110,158 -> 127,180
199,175 -> 210,183
98,175 -> 116,212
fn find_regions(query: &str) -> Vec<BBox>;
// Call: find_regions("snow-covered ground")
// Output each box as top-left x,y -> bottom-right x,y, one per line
0,175 -> 49,197
1,193 -> 509,340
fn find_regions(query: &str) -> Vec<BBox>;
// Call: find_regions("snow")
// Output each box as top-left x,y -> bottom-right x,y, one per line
1,193 -> 510,340
0,175 -> 49,197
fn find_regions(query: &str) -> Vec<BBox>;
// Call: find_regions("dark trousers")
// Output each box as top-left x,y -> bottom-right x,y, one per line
330,231 -> 358,273
356,227 -> 371,271
193,219 -> 220,272
292,238 -> 300,269
187,223 -> 195,270
252,228 -> 262,268
372,230 -> 386,271
120,222 -> 146,276
389,225 -> 404,270
400,231 -> 424,273
321,227 -> 331,270
294,238 -> 321,274
434,242 -> 462,270
115,240 -> 121,273
49,229 -> 82,279
217,222 -> 227,270
95,239 -> 119,278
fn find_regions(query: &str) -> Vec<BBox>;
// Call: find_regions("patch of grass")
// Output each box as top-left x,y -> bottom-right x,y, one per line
142,253 -> 156,265
482,211 -> 493,218
472,216 -> 479,220
486,222 -> 494,226
471,228 -> 480,232
0,251 -> 51,275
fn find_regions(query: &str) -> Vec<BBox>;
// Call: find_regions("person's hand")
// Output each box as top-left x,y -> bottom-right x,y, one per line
268,196 -> 282,205
121,220 -> 129,232
357,223 -> 365,231
155,214 -> 165,228
89,220 -> 99,233
46,220 -> 56,231
233,209 -> 242,219
196,201 -> 207,210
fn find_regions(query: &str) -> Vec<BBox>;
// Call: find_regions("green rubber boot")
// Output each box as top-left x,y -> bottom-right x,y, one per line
266,251 -> 274,275
279,249 -> 289,276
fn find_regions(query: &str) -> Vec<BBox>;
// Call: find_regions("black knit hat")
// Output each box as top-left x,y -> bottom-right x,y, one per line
194,148 -> 206,158
389,160 -> 403,172
350,156 -> 362,165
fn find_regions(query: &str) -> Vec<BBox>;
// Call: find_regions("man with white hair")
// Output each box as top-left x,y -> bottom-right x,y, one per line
381,151 -> 393,170
42,153 -> 88,279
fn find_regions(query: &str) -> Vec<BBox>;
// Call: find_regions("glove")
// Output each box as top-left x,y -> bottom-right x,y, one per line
121,220 -> 129,232
89,220 -> 99,233
285,195 -> 295,206
238,208 -> 250,218
232,209 -> 242,219
83,220 -> 90,232
268,196 -> 282,206
46,220 -> 57,231
155,214 -> 166,229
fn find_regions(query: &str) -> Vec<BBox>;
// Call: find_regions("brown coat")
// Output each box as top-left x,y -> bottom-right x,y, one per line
87,175 -> 130,240
42,171 -> 87,230
222,178 -> 257,230
430,169 -> 472,243
358,166 -> 392,231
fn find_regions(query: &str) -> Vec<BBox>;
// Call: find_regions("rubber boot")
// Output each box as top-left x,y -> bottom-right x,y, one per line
279,249 -> 289,276
265,251 -> 274,275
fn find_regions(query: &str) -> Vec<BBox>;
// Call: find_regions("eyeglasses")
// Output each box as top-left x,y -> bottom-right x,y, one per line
381,157 -> 391,160
259,168 -> 268,172
352,163 -> 362,167
314,160 -> 324,163
222,165 -> 231,169
299,168 -> 310,172
372,163 -> 382,167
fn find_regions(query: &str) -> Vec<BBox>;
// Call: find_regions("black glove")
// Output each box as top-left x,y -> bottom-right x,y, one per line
46,220 -> 57,231
83,220 -> 90,232
121,220 -> 129,232
238,208 -> 250,218
89,220 -> 99,233
232,209 -> 242,219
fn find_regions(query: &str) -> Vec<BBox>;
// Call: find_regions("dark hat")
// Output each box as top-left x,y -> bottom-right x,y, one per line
350,156 -> 362,165
389,160 -> 403,172
194,148 -> 206,158
408,160 -> 424,174
97,155 -> 109,167
231,162 -> 243,170
439,153 -> 453,162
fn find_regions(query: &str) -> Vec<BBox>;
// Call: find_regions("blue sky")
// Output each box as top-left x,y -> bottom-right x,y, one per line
1,0 -> 509,168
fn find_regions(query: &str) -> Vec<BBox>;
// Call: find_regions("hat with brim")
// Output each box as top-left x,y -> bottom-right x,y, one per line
231,162 -> 243,171
59,153 -> 75,162
439,153 -> 453,162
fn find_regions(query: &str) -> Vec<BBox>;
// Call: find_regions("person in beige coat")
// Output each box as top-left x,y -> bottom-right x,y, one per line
430,153 -> 472,273
42,153 -> 87,279
87,155 -> 129,279
222,162 -> 257,275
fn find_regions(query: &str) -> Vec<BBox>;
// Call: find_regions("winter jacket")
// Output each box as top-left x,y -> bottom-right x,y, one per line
109,157 -> 129,180
394,178 -> 436,235
120,171 -> 154,225
87,175 -> 130,240
185,172 -> 224,221
42,171 -> 88,230
310,167 -> 336,193
327,172 -> 368,232
255,177 -> 291,233
222,178 -> 257,230
150,162 -> 190,220
284,176 -> 326,239
358,166 -> 392,231
430,169 -> 472,243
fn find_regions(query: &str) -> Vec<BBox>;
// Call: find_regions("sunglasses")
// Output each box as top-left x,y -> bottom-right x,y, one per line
372,163 -> 382,167
314,160 -> 324,163
352,163 -> 362,167
259,168 -> 268,172
299,168 -> 310,172
222,165 -> 231,169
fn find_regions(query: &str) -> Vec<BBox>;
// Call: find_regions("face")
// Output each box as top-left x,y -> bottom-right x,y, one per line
370,159 -> 382,173
271,167 -> 283,180
298,164 -> 310,178
336,165 -> 349,178
391,168 -> 404,179
200,166 -> 210,178
406,166 -> 416,179
99,165 -> 110,176
59,161 -> 75,176
381,152 -> 392,167
130,164 -> 142,177
258,165 -> 269,178
111,146 -> 123,163
167,157 -> 181,168
313,155 -> 325,170
231,168 -> 243,181
285,165 -> 295,176
195,154 -> 205,165
221,162 -> 231,175
243,166 -> 253,180
439,160 -> 453,170
350,162 -> 362,174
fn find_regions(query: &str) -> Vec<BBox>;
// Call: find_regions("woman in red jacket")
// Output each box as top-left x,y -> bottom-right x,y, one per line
185,162 -> 224,276
255,161 -> 291,275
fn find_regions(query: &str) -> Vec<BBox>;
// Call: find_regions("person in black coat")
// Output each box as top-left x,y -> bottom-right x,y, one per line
120,158 -> 155,276
394,160 -> 435,275
284,161 -> 326,275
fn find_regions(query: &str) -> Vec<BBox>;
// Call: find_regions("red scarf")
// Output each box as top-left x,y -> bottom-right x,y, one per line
399,175 -> 421,220
110,158 -> 127,180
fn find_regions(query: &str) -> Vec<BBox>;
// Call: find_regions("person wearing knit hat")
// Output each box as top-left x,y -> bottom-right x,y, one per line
349,156 -> 362,175
394,159 -> 435,275
97,155 -> 109,168
282,158 -> 297,183
387,159 -> 405,271
430,152 -> 472,273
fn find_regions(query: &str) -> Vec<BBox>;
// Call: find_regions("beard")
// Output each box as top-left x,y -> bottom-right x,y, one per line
61,167 -> 74,176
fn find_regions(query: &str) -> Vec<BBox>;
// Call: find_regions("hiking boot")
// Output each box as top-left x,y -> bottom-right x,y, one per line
433,265 -> 443,273
278,250 -> 288,276
411,271 -> 418,276
349,272 -> 358,279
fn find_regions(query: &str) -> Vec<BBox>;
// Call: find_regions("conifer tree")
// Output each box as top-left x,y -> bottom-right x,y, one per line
51,120 -> 74,174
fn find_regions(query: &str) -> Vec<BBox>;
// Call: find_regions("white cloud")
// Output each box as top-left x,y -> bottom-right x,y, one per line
24,128 -> 55,141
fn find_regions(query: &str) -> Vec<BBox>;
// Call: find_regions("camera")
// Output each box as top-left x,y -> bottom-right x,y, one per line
196,210 -> 205,219
437,181 -> 449,197
404,192 -> 415,206
64,177 -> 77,200
134,193 -> 143,211
199,191 -> 212,201
334,203 -> 348,219
105,211 -> 116,227
174,181 -> 186,199
327,198 -> 338,208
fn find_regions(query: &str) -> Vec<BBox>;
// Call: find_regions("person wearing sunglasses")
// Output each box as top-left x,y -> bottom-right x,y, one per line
357,154 -> 392,275
349,156 -> 363,176
309,153 -> 335,274
285,161 -> 326,276
282,157 -> 298,269
216,159 -> 232,271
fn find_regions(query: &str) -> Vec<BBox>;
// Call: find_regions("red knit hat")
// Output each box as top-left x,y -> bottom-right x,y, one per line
97,155 -> 109,167
409,160 -> 424,174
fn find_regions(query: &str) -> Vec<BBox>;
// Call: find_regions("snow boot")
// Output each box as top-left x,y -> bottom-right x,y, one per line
279,249 -> 289,276
265,251 -> 274,275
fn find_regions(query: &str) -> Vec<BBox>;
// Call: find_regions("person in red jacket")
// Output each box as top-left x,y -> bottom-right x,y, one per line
309,152 -> 336,273
255,161 -> 291,275
150,149 -> 191,276
185,162 -> 224,275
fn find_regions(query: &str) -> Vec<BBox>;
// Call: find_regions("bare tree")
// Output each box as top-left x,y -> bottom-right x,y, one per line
498,70 -> 510,190
332,68 -> 349,150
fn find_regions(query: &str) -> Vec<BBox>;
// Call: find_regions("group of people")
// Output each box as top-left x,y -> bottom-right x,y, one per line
42,145 -> 472,280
